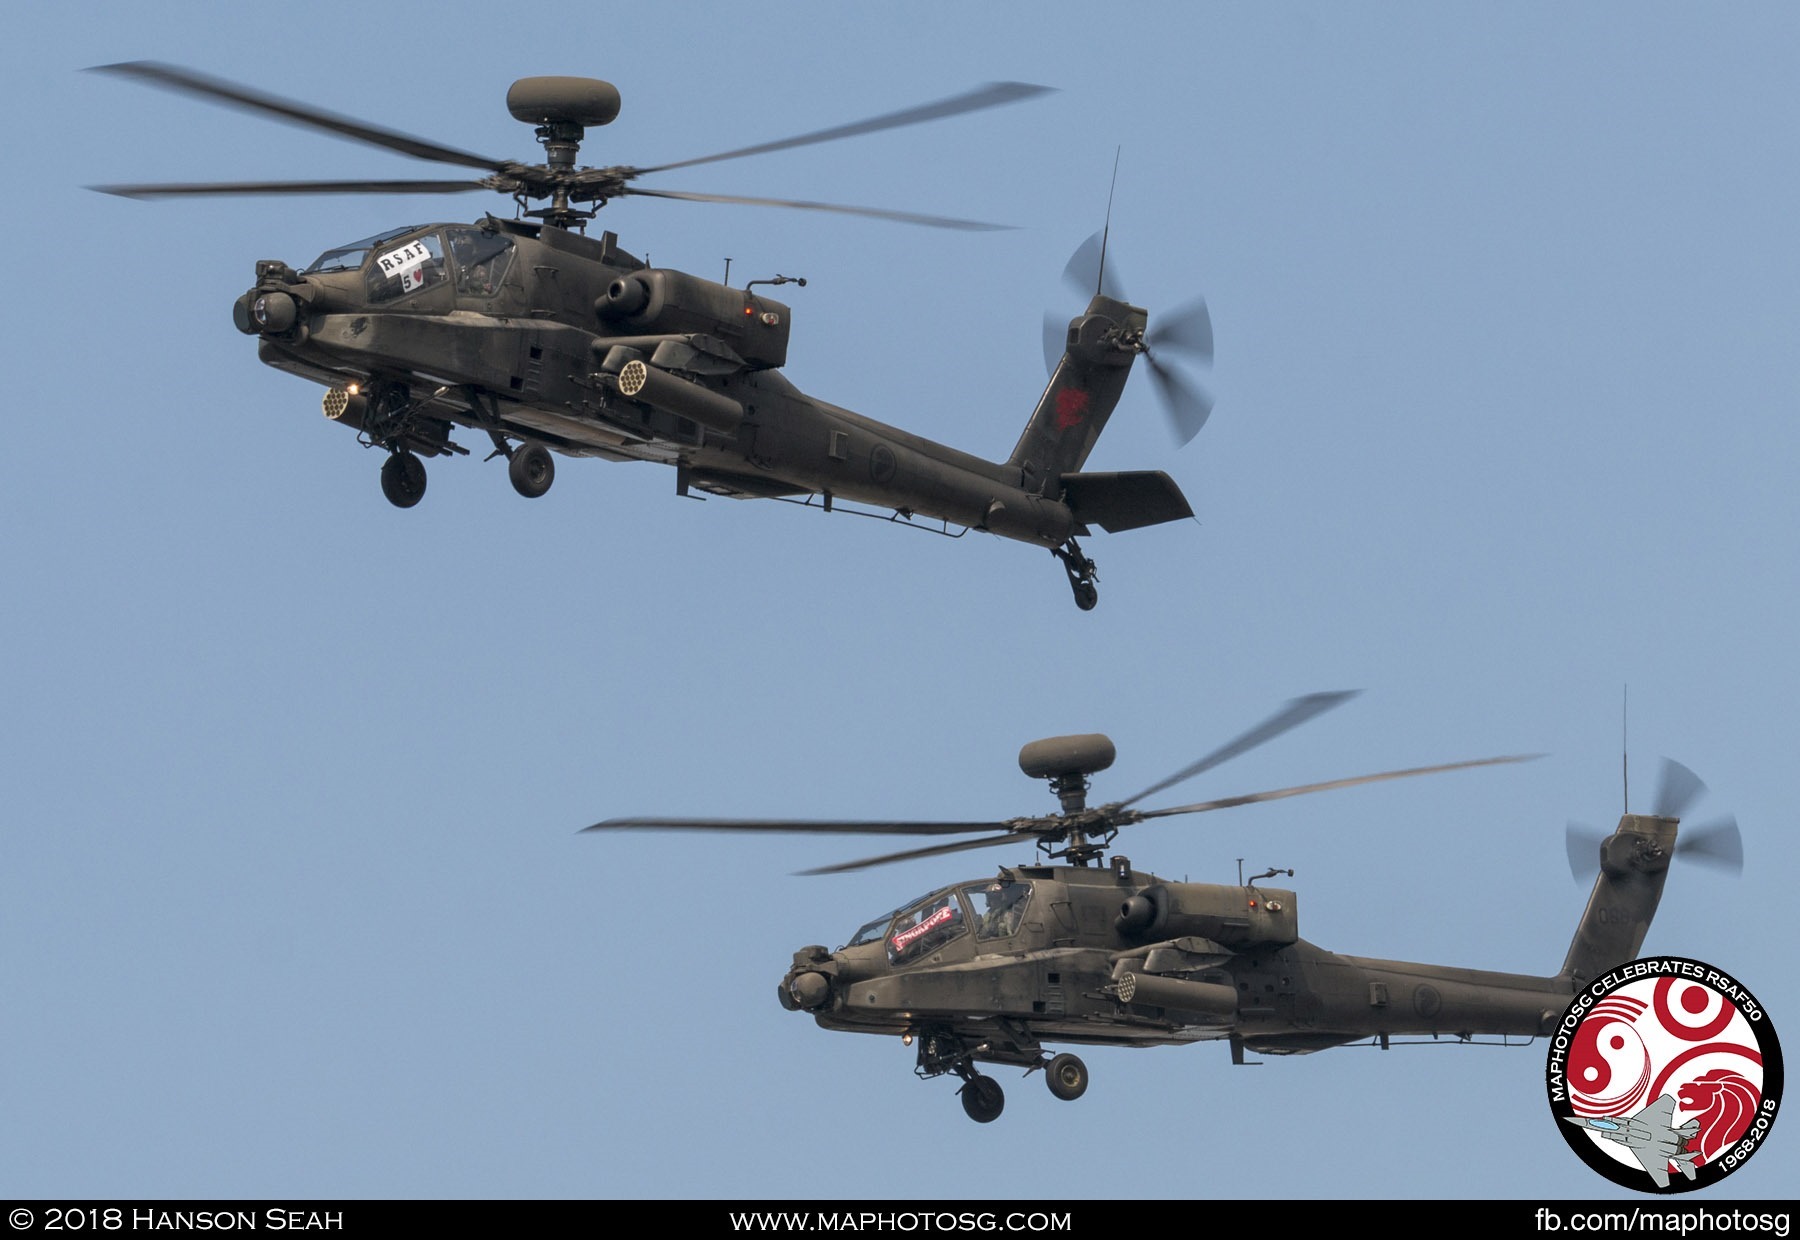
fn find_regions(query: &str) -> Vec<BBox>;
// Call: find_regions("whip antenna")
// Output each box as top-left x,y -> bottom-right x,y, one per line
1096,147 -> 1121,295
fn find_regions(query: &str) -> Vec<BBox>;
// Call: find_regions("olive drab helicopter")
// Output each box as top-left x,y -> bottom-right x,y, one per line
89,63 -> 1217,609
586,692 -> 1743,1123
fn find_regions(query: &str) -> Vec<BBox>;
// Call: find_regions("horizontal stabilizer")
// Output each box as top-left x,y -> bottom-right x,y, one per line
1060,471 -> 1194,533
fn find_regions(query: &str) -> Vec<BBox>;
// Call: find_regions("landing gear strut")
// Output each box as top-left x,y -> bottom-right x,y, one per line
1052,538 -> 1099,610
380,451 -> 427,508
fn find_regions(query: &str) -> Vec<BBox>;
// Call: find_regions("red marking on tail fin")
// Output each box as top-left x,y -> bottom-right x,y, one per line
1055,387 -> 1091,430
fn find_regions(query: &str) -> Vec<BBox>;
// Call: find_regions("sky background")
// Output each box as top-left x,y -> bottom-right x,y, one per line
4,1 -> 1795,1202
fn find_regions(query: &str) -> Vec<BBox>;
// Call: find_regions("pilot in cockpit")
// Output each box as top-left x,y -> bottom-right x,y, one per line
978,881 -> 1028,939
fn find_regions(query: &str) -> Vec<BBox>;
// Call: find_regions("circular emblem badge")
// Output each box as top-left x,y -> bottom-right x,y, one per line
1546,957 -> 1781,1193
869,443 -> 897,485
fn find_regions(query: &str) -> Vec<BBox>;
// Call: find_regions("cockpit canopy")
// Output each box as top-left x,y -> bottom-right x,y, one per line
303,224 -> 421,275
843,879 -> 1035,964
302,224 -> 516,303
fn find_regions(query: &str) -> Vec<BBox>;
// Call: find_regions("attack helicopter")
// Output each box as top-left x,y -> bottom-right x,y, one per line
89,64 -> 1216,609
587,692 -> 1741,1123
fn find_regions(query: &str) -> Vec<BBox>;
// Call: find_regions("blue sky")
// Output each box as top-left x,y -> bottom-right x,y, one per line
3,2 -> 1794,1200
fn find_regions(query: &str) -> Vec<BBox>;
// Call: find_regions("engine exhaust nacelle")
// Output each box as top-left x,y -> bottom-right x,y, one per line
1116,893 -> 1163,935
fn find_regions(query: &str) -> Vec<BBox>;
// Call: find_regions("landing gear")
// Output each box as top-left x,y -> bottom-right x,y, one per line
380,451 -> 427,508
1052,538 -> 1099,610
1044,1052 -> 1088,1101
915,1029 -> 1007,1123
914,1026 -> 1050,1121
959,1074 -> 1005,1123
508,442 -> 555,498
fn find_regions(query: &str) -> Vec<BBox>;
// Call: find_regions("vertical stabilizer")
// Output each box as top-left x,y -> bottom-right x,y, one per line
1560,814 -> 1677,986
1007,295 -> 1143,494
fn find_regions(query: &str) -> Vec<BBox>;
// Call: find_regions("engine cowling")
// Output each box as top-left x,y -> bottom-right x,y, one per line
595,269 -> 791,369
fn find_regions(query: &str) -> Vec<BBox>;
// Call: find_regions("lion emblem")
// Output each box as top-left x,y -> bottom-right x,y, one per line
1677,1069 -> 1760,1164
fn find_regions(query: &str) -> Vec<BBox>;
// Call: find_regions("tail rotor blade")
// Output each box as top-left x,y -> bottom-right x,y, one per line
1654,759 -> 1707,820
1042,311 -> 1066,377
1147,296 -> 1214,363
1145,354 -> 1215,445
1061,230 -> 1125,301
1566,821 -> 1605,882
1678,814 -> 1743,875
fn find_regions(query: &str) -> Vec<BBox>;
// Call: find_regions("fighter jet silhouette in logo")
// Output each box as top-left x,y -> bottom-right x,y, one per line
1563,1095 -> 1701,1189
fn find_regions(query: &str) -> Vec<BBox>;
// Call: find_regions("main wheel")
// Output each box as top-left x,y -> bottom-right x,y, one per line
1073,581 -> 1098,611
509,442 -> 555,498
380,452 -> 427,508
1045,1053 -> 1088,1101
959,1074 -> 1005,1123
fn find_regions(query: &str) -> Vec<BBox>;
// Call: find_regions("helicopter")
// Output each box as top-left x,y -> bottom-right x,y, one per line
89,63 -> 1216,610
586,692 -> 1742,1123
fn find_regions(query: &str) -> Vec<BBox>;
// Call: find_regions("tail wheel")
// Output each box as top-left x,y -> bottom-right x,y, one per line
1045,1052 -> 1088,1101
1053,538 -> 1100,611
380,452 -> 427,508
959,1074 -> 1004,1123
509,442 -> 555,498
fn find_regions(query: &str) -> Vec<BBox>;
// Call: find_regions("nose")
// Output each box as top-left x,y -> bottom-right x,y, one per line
234,289 -> 299,335
785,971 -> 831,1010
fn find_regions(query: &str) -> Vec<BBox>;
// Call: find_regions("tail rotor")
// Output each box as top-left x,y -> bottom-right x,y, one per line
1565,758 -> 1744,881
1041,230 -> 1216,445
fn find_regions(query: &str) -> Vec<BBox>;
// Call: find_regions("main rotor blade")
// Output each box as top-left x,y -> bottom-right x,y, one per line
1144,353 -> 1215,445
798,832 -> 1027,876
635,81 -> 1053,175
1678,814 -> 1743,874
583,815 -> 1008,837
88,62 -> 510,172
623,187 -> 1011,231
91,179 -> 489,199
1133,754 -> 1542,822
1653,758 -> 1707,820
1118,691 -> 1360,810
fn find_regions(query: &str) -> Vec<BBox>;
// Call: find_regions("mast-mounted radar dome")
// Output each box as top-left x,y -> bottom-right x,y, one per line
505,77 -> 622,128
